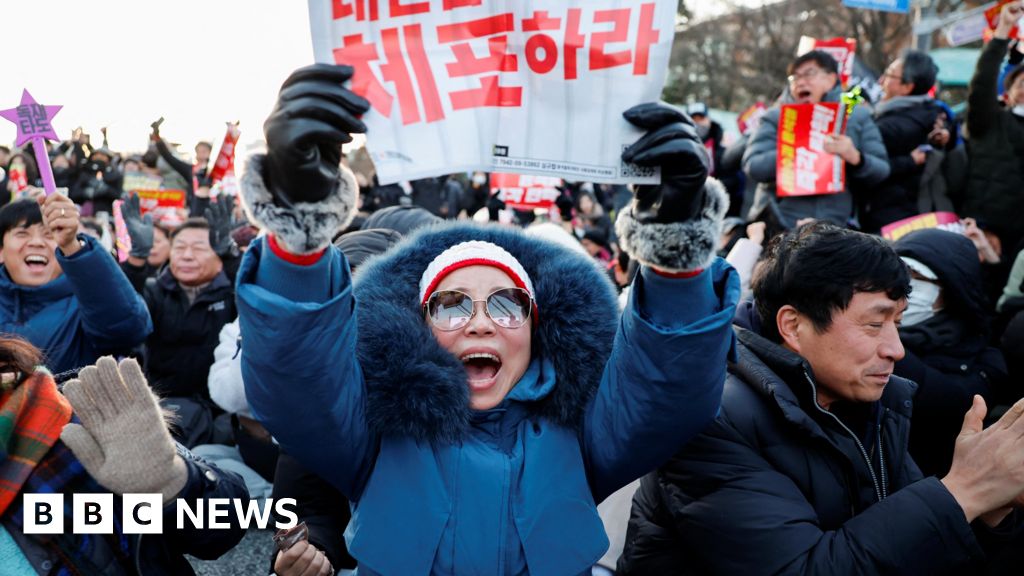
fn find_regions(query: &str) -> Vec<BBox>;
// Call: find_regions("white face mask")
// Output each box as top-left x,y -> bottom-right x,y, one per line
902,278 -> 942,327
472,173 -> 487,187
1013,105 -> 1024,118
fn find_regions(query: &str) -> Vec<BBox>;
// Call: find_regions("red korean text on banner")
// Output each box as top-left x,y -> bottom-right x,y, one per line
437,13 -> 522,111
737,102 -> 768,136
332,3 -> 662,125
776,103 -> 845,198
881,212 -> 964,242
797,37 -> 857,87
985,0 -> 1019,38
330,0 -> 484,22
490,172 -> 562,210
209,123 -> 241,185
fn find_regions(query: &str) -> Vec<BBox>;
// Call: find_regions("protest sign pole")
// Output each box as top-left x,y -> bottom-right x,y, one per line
0,90 -> 63,195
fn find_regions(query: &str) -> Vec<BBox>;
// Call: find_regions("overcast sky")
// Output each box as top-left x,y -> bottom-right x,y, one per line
3,0 -> 741,159
2,1 -> 313,157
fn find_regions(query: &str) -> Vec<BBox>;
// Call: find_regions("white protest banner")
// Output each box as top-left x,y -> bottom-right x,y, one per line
308,0 -> 674,185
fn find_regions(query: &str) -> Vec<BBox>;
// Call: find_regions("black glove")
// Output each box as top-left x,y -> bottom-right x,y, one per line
204,194 -> 237,258
621,102 -> 710,224
122,193 -> 154,260
263,64 -> 370,207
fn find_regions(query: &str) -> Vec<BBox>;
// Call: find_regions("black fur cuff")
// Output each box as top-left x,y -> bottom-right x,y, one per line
239,154 -> 358,255
615,178 -> 729,273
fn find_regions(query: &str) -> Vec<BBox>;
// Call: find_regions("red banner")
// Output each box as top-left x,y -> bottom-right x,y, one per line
737,102 -> 767,136
881,212 -> 963,242
797,37 -> 857,87
776,103 -> 845,198
490,173 -> 562,209
208,123 -> 241,185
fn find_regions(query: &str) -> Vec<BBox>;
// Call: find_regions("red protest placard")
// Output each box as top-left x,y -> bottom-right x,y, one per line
797,37 -> 856,87
985,0 -> 1019,38
880,212 -> 963,242
737,102 -> 767,136
776,103 -> 845,198
135,189 -> 187,227
209,123 -> 241,185
490,172 -> 562,209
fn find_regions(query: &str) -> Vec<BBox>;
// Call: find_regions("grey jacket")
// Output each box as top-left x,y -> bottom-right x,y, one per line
743,86 -> 890,227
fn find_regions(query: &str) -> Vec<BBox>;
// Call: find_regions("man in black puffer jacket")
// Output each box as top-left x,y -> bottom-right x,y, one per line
860,50 -> 943,233
620,223 -> 1024,576
893,229 -> 1009,477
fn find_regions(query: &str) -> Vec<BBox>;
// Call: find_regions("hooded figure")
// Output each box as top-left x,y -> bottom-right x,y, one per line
237,65 -> 737,576
893,229 -> 1009,476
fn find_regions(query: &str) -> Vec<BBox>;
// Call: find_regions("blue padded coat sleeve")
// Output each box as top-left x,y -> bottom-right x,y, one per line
582,258 -> 738,502
236,238 -> 375,500
57,234 -> 152,351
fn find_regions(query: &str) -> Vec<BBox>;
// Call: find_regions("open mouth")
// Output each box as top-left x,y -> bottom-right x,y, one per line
796,89 -> 812,101
461,352 -> 502,390
24,255 -> 49,271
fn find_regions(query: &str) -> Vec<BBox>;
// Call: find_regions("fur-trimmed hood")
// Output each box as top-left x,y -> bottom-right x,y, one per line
352,222 -> 619,443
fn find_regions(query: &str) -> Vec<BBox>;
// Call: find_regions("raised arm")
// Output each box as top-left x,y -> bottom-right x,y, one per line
583,102 -> 738,501
38,193 -> 152,352
236,64 -> 376,499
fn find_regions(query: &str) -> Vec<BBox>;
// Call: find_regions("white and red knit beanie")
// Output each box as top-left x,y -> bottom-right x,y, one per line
418,241 -> 535,306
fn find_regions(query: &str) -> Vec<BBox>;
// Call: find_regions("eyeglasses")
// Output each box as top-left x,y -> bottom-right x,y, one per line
787,67 -> 825,84
424,287 -> 533,331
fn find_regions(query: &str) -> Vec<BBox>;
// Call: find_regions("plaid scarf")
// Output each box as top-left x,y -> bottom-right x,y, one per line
0,370 -> 72,515
0,370 -> 131,575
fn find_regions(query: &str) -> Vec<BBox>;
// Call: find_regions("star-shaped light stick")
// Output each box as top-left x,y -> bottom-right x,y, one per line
0,90 -> 63,195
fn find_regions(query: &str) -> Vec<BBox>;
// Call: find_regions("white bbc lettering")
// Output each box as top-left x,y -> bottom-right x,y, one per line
207,498 -> 232,529
177,499 -> 204,529
274,498 -> 299,529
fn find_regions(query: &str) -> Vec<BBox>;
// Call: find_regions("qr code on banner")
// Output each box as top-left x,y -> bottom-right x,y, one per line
620,145 -> 656,179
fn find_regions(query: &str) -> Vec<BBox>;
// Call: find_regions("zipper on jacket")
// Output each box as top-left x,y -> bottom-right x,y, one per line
878,410 -> 889,499
802,372 -> 884,502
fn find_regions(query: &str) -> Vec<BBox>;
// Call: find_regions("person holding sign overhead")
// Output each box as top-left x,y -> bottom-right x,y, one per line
743,50 -> 890,228
236,64 -> 738,576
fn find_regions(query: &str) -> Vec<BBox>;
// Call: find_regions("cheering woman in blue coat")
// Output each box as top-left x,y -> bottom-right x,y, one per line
236,64 -> 738,576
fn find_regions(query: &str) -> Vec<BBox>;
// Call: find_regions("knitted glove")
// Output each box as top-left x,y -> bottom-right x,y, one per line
60,357 -> 187,503
240,64 -> 368,255
616,102 -> 729,273
122,193 -> 154,259
205,194 -> 238,258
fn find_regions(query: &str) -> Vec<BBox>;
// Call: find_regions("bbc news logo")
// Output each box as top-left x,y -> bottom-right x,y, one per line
23,494 -> 298,534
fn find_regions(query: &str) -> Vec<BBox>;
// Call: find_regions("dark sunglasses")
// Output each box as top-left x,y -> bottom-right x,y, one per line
424,287 -> 533,331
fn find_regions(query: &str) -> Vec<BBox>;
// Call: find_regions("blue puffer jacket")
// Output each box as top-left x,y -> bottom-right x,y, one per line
238,223 -> 738,575
0,235 -> 152,374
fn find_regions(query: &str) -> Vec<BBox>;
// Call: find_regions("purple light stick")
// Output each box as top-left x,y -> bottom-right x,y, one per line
0,90 -> 63,195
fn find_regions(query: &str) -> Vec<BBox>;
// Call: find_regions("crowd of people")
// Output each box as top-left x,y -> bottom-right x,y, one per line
2,2 -> 1024,574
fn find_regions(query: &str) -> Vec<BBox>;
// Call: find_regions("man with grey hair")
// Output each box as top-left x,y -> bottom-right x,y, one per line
858,49 -> 946,232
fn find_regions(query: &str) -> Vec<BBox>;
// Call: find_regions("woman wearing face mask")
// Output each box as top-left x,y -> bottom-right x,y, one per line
893,228 -> 1009,477
238,65 -> 738,576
